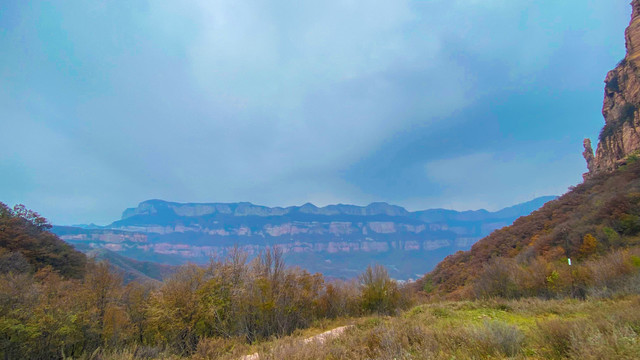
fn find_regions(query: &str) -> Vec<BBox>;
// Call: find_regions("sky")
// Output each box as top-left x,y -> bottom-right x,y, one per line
0,0 -> 632,225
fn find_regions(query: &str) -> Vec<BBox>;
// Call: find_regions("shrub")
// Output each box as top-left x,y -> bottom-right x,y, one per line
471,320 -> 525,357
601,227 -> 622,248
473,258 -> 522,299
192,337 -> 248,360
579,234 -> 599,259
586,249 -> 640,297
359,264 -> 401,315
0,251 -> 32,274
600,122 -> 617,141
535,318 -> 583,358
616,214 -> 640,235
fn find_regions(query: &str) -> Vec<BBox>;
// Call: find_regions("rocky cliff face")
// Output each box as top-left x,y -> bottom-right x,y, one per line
54,197 -> 555,280
584,0 -> 640,177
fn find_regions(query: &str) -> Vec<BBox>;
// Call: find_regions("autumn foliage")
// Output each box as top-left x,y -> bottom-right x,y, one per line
420,162 -> 640,298
0,203 -> 411,359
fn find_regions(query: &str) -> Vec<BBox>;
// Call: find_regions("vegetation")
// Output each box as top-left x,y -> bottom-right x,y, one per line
0,202 -> 86,278
235,296 -> 640,360
422,160 -> 640,298
471,247 -> 640,300
3,154 -> 640,359
0,204 -> 412,359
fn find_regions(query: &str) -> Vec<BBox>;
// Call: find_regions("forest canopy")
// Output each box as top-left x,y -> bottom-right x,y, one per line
0,202 -> 86,278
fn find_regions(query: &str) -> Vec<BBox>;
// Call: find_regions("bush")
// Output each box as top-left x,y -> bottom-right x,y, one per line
192,337 -> 248,360
0,251 -> 32,274
473,258 -> 522,299
471,320 -> 525,357
579,234 -> 599,259
359,264 -> 402,315
586,249 -> 640,297
535,318 -> 583,358
616,214 -> 640,235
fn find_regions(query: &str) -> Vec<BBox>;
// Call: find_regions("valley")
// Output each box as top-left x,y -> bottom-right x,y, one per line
53,197 -> 554,280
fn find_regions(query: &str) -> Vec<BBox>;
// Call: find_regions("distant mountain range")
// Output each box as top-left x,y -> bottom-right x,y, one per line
53,196 -> 556,280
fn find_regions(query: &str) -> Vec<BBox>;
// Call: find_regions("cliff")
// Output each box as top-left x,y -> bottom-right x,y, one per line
53,197 -> 554,280
584,0 -> 640,177
427,1 -> 640,297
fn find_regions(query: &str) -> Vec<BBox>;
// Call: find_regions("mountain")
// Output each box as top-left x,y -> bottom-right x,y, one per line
53,197 -> 555,280
425,2 -> 640,297
74,244 -> 175,283
0,202 -> 86,278
583,0 -> 640,177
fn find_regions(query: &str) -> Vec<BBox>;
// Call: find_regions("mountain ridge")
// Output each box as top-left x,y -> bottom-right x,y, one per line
54,196 -> 556,280
116,196 -> 556,223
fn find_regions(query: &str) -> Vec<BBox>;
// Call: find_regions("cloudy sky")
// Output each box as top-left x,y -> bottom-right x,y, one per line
0,0 -> 631,225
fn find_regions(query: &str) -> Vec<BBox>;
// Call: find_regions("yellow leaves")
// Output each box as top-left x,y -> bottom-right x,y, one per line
1,248 -> 413,357
102,305 -> 131,346
529,234 -> 540,247
579,234 -> 599,259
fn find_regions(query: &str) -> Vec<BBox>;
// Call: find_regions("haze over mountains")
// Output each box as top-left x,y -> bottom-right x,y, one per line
423,0 -> 640,298
54,196 -> 555,279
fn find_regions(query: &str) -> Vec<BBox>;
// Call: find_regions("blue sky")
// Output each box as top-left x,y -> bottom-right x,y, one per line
0,0 -> 631,225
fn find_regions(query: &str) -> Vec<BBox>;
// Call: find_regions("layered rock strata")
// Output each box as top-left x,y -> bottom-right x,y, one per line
584,0 -> 640,177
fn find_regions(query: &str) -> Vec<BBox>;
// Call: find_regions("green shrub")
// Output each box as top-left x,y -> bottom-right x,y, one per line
616,214 -> 640,235
602,227 -> 622,248
359,264 -> 401,315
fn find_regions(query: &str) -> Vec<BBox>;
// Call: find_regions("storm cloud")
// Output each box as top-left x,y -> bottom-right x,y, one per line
0,0 -> 630,224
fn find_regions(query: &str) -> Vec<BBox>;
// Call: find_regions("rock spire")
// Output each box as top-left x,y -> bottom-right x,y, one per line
583,0 -> 640,179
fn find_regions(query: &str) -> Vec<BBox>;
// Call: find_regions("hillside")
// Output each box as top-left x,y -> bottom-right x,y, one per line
53,197 -> 554,280
75,244 -> 175,283
424,0 -> 640,298
0,202 -> 86,278
424,160 -> 640,297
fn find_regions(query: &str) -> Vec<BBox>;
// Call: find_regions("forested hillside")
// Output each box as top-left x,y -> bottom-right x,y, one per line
0,202 -> 86,278
0,203 -> 410,359
422,160 -> 640,298
421,0 -> 640,299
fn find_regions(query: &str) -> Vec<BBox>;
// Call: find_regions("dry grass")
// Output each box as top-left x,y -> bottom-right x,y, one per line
235,295 -> 640,360
89,295 -> 640,360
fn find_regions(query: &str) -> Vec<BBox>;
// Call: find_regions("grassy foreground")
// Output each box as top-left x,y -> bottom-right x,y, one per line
97,295 -> 640,360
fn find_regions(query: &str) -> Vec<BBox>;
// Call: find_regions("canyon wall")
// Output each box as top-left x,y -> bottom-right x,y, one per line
584,0 -> 640,177
54,197 -> 554,280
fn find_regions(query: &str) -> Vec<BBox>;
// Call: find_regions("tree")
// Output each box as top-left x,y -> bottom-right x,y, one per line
579,234 -> 599,259
0,202 -> 86,278
359,264 -> 400,314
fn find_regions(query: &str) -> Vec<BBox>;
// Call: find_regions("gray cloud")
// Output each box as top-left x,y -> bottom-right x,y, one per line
0,0 -> 630,224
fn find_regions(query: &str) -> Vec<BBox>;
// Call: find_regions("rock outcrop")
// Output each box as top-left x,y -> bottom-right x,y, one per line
584,0 -> 640,177
53,197 -> 555,280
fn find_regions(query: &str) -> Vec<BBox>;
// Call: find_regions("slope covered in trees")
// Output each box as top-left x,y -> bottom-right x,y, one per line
422,157 -> 640,298
0,213 -> 410,359
421,1 -> 640,298
0,202 -> 86,278
76,245 -> 176,283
